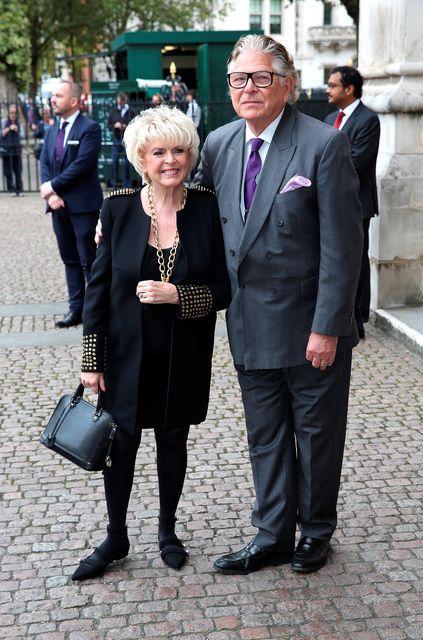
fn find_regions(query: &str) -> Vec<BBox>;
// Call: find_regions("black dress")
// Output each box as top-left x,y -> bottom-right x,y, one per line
138,241 -> 184,429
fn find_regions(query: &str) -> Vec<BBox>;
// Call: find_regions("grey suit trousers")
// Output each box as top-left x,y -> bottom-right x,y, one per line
236,350 -> 352,551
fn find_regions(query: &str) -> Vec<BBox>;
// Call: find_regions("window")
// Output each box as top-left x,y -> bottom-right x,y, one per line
324,66 -> 333,84
250,0 -> 262,30
323,1 -> 333,25
270,0 -> 282,34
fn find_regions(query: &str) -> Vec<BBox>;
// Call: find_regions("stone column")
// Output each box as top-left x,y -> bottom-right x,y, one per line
359,0 -> 423,309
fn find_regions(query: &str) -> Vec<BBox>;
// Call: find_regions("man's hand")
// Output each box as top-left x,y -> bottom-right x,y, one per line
306,332 -> 338,370
47,194 -> 65,210
40,181 -> 54,199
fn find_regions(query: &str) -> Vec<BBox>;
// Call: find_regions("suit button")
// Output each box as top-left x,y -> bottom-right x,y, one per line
265,251 -> 272,259
222,217 -> 227,223
276,219 -> 284,227
229,249 -> 235,256
271,287 -> 277,294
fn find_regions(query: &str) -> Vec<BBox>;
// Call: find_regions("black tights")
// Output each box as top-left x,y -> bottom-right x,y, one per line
103,425 -> 190,531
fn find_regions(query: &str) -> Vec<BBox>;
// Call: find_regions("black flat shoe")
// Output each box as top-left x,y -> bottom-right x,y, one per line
55,310 -> 82,328
72,527 -> 129,581
158,517 -> 188,570
291,536 -> 330,573
159,538 -> 188,570
214,541 -> 293,575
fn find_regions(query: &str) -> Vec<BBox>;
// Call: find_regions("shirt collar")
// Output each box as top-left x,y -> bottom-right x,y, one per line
60,110 -> 79,128
244,108 -> 285,145
342,99 -> 360,118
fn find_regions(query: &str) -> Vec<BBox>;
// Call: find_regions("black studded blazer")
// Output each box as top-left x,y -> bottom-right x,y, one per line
81,188 -> 231,434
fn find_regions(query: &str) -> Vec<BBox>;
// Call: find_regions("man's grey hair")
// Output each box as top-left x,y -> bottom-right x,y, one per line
227,34 -> 300,104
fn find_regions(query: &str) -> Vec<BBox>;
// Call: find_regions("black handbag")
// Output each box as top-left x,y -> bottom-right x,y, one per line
40,383 -> 117,471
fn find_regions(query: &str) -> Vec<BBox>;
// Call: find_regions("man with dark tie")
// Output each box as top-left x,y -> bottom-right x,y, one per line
107,92 -> 135,188
195,34 -> 363,574
40,80 -> 103,328
325,66 -> 380,339
185,91 -> 202,130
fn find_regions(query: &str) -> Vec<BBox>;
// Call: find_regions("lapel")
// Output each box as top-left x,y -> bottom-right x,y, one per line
221,123 -> 246,242
115,193 -> 150,280
238,105 -> 297,264
341,101 -> 363,136
50,120 -> 61,162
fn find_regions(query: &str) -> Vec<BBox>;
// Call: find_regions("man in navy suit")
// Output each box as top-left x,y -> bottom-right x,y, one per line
325,66 -> 380,339
40,80 -> 103,327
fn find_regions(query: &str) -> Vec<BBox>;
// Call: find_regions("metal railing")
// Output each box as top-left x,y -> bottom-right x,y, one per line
1,92 -> 333,193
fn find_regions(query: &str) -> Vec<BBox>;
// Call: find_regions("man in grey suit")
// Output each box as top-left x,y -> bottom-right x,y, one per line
325,66 -> 380,340
196,34 -> 363,574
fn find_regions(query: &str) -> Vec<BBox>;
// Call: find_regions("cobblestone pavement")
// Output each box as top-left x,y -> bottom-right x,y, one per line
1,194 -> 422,640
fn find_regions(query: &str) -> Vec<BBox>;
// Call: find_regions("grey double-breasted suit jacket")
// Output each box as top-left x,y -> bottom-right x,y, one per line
196,104 -> 363,369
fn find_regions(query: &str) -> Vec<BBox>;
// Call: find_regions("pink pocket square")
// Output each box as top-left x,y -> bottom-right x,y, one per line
280,174 -> 312,193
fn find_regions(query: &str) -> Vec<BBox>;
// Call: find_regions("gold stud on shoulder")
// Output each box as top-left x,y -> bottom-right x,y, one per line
107,188 -> 137,199
192,184 -> 215,196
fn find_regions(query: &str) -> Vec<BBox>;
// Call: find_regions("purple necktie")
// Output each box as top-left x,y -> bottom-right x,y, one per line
55,121 -> 69,161
244,138 -> 264,218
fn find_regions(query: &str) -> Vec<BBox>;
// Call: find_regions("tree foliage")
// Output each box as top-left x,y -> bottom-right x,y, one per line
1,0 -> 233,95
286,0 -> 359,25
337,0 -> 359,25
0,2 -> 31,91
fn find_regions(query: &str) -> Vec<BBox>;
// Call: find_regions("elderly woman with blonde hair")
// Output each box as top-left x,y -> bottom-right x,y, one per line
72,105 -> 230,580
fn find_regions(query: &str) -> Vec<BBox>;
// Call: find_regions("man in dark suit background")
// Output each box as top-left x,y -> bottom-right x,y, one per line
40,80 -> 103,328
196,35 -> 363,575
107,92 -> 135,189
325,66 -> 380,339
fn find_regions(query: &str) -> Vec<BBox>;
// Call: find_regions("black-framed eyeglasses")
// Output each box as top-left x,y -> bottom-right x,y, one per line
227,71 -> 286,89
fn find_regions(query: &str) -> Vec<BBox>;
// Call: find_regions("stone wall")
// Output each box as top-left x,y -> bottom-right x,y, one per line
359,0 -> 423,309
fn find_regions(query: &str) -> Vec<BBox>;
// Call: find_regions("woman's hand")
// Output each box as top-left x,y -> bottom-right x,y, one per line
95,218 -> 103,247
81,372 -> 106,394
136,280 -> 179,305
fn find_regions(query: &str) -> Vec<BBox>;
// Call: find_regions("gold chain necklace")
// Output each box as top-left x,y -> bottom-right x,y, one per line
147,184 -> 187,283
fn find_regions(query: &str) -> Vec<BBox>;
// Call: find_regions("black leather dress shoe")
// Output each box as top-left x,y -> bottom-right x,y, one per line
292,537 -> 330,573
55,310 -> 82,328
214,541 -> 293,575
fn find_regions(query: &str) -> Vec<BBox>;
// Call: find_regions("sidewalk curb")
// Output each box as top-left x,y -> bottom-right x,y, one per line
372,308 -> 423,358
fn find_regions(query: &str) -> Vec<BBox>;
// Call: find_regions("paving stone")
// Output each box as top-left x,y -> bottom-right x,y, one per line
1,194 -> 422,638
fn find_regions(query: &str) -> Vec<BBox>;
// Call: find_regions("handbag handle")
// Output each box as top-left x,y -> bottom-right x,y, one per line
72,383 -> 106,416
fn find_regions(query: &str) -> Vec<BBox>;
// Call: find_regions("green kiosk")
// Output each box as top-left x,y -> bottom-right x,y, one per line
91,30 -> 261,185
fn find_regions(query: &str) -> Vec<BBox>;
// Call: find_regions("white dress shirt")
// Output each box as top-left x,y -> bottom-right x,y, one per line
337,99 -> 360,130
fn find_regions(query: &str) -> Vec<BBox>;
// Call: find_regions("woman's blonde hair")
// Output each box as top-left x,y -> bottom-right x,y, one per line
123,105 -> 199,182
